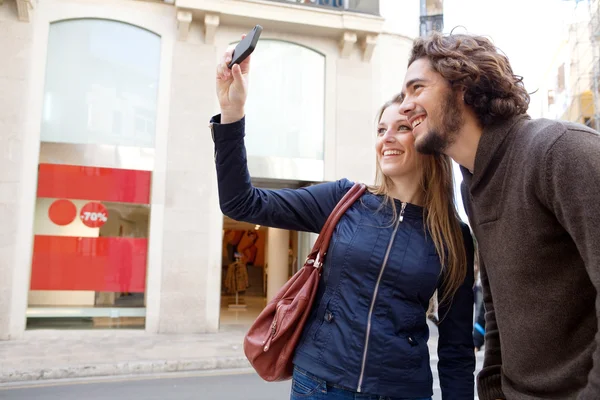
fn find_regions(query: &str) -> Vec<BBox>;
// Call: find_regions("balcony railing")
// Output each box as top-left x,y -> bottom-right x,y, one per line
265,0 -> 380,16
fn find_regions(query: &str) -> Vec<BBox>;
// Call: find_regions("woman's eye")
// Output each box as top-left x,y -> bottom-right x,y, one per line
398,125 -> 411,131
377,128 -> 386,136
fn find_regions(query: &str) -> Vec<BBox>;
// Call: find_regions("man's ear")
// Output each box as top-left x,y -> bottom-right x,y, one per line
456,85 -> 467,104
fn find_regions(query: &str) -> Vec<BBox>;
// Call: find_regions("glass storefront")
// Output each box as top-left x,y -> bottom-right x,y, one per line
220,220 -> 269,326
220,208 -> 315,329
27,163 -> 152,329
26,18 -> 160,329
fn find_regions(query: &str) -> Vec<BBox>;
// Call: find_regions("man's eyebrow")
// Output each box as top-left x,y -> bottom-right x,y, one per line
399,78 -> 428,101
405,78 -> 428,88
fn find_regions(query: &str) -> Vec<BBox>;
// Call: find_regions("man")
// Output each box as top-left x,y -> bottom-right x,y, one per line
399,32 -> 600,400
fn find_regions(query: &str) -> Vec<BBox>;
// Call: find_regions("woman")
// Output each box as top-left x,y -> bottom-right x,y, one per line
212,46 -> 475,400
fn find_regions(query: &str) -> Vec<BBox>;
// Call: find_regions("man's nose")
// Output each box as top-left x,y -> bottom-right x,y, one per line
399,98 -> 414,116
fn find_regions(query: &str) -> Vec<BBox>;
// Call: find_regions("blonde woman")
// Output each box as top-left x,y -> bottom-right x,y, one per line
211,47 -> 475,399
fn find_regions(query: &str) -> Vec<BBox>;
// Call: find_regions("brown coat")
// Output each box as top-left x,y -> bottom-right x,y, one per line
461,115 -> 600,400
225,261 -> 248,294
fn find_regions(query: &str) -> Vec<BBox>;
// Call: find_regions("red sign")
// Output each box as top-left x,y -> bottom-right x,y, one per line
48,199 -> 77,226
80,202 -> 108,228
37,164 -> 151,204
30,235 -> 148,292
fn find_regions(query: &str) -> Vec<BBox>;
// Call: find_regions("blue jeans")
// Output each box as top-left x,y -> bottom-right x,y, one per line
290,366 -> 432,400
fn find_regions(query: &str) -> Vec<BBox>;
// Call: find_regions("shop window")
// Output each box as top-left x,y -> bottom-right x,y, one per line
28,164 -> 152,329
27,19 -> 160,330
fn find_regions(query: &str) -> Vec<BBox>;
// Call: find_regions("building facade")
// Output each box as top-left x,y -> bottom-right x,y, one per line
420,0 -> 443,37
0,0 -> 423,340
537,0 -> 600,129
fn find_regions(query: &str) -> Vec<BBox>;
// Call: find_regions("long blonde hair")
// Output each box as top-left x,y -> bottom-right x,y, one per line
370,94 -> 467,307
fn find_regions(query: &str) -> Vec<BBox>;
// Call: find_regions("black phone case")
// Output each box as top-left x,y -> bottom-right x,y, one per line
228,25 -> 263,69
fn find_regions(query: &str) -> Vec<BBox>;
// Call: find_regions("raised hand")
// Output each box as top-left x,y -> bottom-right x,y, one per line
215,35 -> 251,124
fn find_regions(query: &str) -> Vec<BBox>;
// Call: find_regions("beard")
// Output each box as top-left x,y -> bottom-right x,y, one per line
415,89 -> 464,155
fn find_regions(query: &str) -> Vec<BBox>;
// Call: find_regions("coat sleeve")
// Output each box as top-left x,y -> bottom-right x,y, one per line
543,129 -> 600,400
210,115 -> 352,233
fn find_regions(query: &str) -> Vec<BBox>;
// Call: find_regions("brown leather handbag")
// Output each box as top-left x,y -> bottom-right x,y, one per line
243,182 -> 366,382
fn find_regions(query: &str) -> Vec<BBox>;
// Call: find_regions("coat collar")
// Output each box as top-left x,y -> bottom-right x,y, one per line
468,114 -> 530,191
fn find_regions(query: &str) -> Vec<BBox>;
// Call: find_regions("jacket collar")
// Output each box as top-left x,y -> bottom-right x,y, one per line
469,114 -> 530,191
366,194 -> 424,220
392,198 -> 424,220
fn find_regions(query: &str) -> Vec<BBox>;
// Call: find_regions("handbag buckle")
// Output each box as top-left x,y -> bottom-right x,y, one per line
314,253 -> 322,269
305,254 -> 322,268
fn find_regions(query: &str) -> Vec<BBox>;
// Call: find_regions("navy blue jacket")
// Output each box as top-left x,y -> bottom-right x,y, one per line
210,115 -> 475,399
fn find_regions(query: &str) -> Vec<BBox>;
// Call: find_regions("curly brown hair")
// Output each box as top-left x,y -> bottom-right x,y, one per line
408,32 -> 529,127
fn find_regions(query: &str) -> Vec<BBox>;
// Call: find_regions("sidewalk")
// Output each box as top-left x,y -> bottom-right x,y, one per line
0,322 -> 449,385
0,325 -> 251,384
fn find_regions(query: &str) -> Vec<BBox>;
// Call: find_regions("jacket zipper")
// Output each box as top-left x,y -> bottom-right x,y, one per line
357,202 -> 406,393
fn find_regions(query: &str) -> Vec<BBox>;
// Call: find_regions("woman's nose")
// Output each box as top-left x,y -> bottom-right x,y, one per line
382,130 -> 396,142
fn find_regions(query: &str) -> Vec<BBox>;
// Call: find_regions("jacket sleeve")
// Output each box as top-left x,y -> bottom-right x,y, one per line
460,179 -> 505,400
543,129 -> 600,400
436,222 -> 476,400
210,115 -> 350,233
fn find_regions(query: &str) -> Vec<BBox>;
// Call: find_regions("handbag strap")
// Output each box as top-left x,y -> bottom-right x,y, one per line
310,182 -> 366,269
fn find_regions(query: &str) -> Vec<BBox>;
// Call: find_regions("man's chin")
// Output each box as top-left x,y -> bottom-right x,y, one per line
415,135 -> 437,155
415,131 -> 446,155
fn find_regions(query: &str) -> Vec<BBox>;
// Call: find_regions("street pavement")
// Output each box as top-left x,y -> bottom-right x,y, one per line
1,318 -> 484,399
0,354 -> 484,400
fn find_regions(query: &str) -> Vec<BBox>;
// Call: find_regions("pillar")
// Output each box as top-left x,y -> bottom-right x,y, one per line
266,228 -> 290,302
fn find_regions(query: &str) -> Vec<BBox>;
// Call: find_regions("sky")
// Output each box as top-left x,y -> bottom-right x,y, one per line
442,0 -> 569,222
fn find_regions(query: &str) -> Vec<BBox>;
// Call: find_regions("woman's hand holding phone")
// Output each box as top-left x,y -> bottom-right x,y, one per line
216,35 -> 251,124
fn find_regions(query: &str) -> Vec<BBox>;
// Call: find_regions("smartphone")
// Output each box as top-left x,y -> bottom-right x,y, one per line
228,25 -> 263,69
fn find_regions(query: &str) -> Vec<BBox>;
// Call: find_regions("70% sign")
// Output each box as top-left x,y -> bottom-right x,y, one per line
80,202 -> 109,228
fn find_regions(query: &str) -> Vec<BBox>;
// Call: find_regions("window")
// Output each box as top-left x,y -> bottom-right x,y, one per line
41,19 -> 160,148
548,89 -> 555,106
28,19 -> 160,330
243,40 -> 325,161
557,63 -> 566,93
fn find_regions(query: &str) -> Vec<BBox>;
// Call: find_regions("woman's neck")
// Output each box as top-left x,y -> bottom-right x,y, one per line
387,176 -> 424,206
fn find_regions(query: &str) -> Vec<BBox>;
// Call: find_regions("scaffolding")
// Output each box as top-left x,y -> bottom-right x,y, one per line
562,0 -> 600,130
